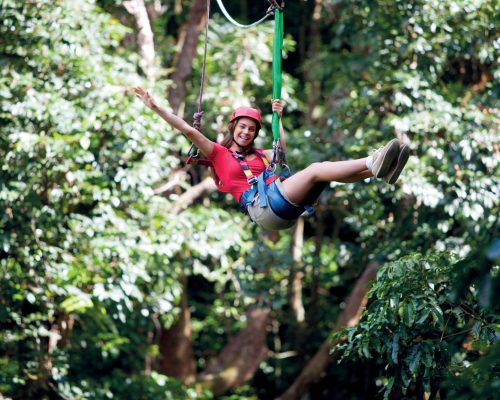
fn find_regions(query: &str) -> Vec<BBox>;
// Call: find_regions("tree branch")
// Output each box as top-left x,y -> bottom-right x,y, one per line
153,169 -> 190,195
158,273 -> 196,383
276,262 -> 379,400
167,0 -> 207,115
196,308 -> 270,396
171,176 -> 216,215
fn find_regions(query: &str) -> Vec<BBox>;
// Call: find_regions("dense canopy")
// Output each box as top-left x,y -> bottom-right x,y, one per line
0,1 -> 498,399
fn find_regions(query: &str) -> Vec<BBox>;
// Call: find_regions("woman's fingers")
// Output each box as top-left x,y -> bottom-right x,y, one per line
271,99 -> 284,110
133,87 -> 147,101
271,99 -> 284,117
133,87 -> 152,102
133,87 -> 156,108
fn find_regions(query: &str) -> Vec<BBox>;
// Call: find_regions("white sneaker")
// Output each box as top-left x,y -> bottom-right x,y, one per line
371,139 -> 400,178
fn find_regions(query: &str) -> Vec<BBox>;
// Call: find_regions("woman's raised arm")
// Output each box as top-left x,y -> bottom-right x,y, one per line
133,87 -> 214,157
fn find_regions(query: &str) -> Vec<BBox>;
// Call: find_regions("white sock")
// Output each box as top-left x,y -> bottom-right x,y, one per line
365,155 -> 373,169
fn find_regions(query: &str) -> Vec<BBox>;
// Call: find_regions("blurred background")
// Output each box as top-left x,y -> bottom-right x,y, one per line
0,0 -> 498,399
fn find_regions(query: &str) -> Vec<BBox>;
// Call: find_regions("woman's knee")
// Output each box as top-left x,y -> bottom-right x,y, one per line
306,162 -> 326,182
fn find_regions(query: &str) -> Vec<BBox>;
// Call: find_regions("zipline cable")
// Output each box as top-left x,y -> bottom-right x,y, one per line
215,0 -> 273,28
193,0 -> 211,132
188,0 -> 286,167
187,0 -> 211,165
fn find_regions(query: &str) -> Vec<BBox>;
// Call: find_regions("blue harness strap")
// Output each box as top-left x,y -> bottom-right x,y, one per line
234,150 -> 314,220
257,172 -> 268,208
239,166 -> 275,211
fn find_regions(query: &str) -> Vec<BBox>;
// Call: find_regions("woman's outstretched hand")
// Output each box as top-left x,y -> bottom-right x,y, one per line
272,99 -> 284,118
133,86 -> 158,110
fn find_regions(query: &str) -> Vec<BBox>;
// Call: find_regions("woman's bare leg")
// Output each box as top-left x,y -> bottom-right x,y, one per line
281,158 -> 372,205
337,169 -> 373,183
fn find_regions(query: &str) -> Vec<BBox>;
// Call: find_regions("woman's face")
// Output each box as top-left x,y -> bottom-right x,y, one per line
233,117 -> 258,148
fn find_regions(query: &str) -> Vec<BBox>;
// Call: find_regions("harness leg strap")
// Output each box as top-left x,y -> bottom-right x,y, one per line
303,204 -> 314,216
257,173 -> 268,208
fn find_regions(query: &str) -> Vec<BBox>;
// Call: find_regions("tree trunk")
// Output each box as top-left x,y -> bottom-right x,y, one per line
289,217 -> 305,324
307,215 -> 325,330
197,307 -> 270,396
158,273 -> 196,383
124,0 -> 156,81
303,0 -> 323,126
167,0 -> 208,116
276,262 -> 378,400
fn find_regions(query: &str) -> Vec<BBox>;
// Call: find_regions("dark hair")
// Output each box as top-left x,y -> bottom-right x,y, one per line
220,118 -> 261,154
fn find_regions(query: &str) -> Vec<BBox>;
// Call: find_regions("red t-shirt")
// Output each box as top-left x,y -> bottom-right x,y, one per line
208,143 -> 267,202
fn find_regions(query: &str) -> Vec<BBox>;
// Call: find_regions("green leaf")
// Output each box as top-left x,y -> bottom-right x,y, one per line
362,342 -> 371,359
430,304 -> 444,327
401,369 -> 411,392
471,321 -> 481,338
407,344 -> 422,375
403,301 -> 415,326
60,294 -> 93,313
391,332 -> 400,364
383,376 -> 395,400
422,350 -> 433,368
416,309 -> 431,325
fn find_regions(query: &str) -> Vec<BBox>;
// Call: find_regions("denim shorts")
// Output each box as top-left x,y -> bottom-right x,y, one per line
246,179 -> 301,231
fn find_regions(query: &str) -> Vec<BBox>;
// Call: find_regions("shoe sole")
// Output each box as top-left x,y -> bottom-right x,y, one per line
386,144 -> 410,184
374,139 -> 400,178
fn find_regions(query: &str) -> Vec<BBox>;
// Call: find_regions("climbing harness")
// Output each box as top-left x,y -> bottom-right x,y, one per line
231,149 -> 314,224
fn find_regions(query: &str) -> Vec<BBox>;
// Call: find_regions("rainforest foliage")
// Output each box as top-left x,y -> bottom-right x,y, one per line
0,0 -> 498,399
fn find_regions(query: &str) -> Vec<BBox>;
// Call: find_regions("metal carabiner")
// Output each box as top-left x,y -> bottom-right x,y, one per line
281,163 -> 291,176
267,0 -> 284,15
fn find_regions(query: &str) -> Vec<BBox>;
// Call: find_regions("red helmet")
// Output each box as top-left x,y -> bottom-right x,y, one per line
229,106 -> 262,129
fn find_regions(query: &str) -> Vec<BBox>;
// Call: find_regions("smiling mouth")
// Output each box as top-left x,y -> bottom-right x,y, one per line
233,132 -> 253,148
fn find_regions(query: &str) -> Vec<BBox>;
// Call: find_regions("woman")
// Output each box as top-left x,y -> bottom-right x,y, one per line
133,87 -> 410,230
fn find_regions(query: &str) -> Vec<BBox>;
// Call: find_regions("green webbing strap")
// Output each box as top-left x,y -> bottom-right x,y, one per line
271,8 -> 284,165
272,9 -> 283,141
